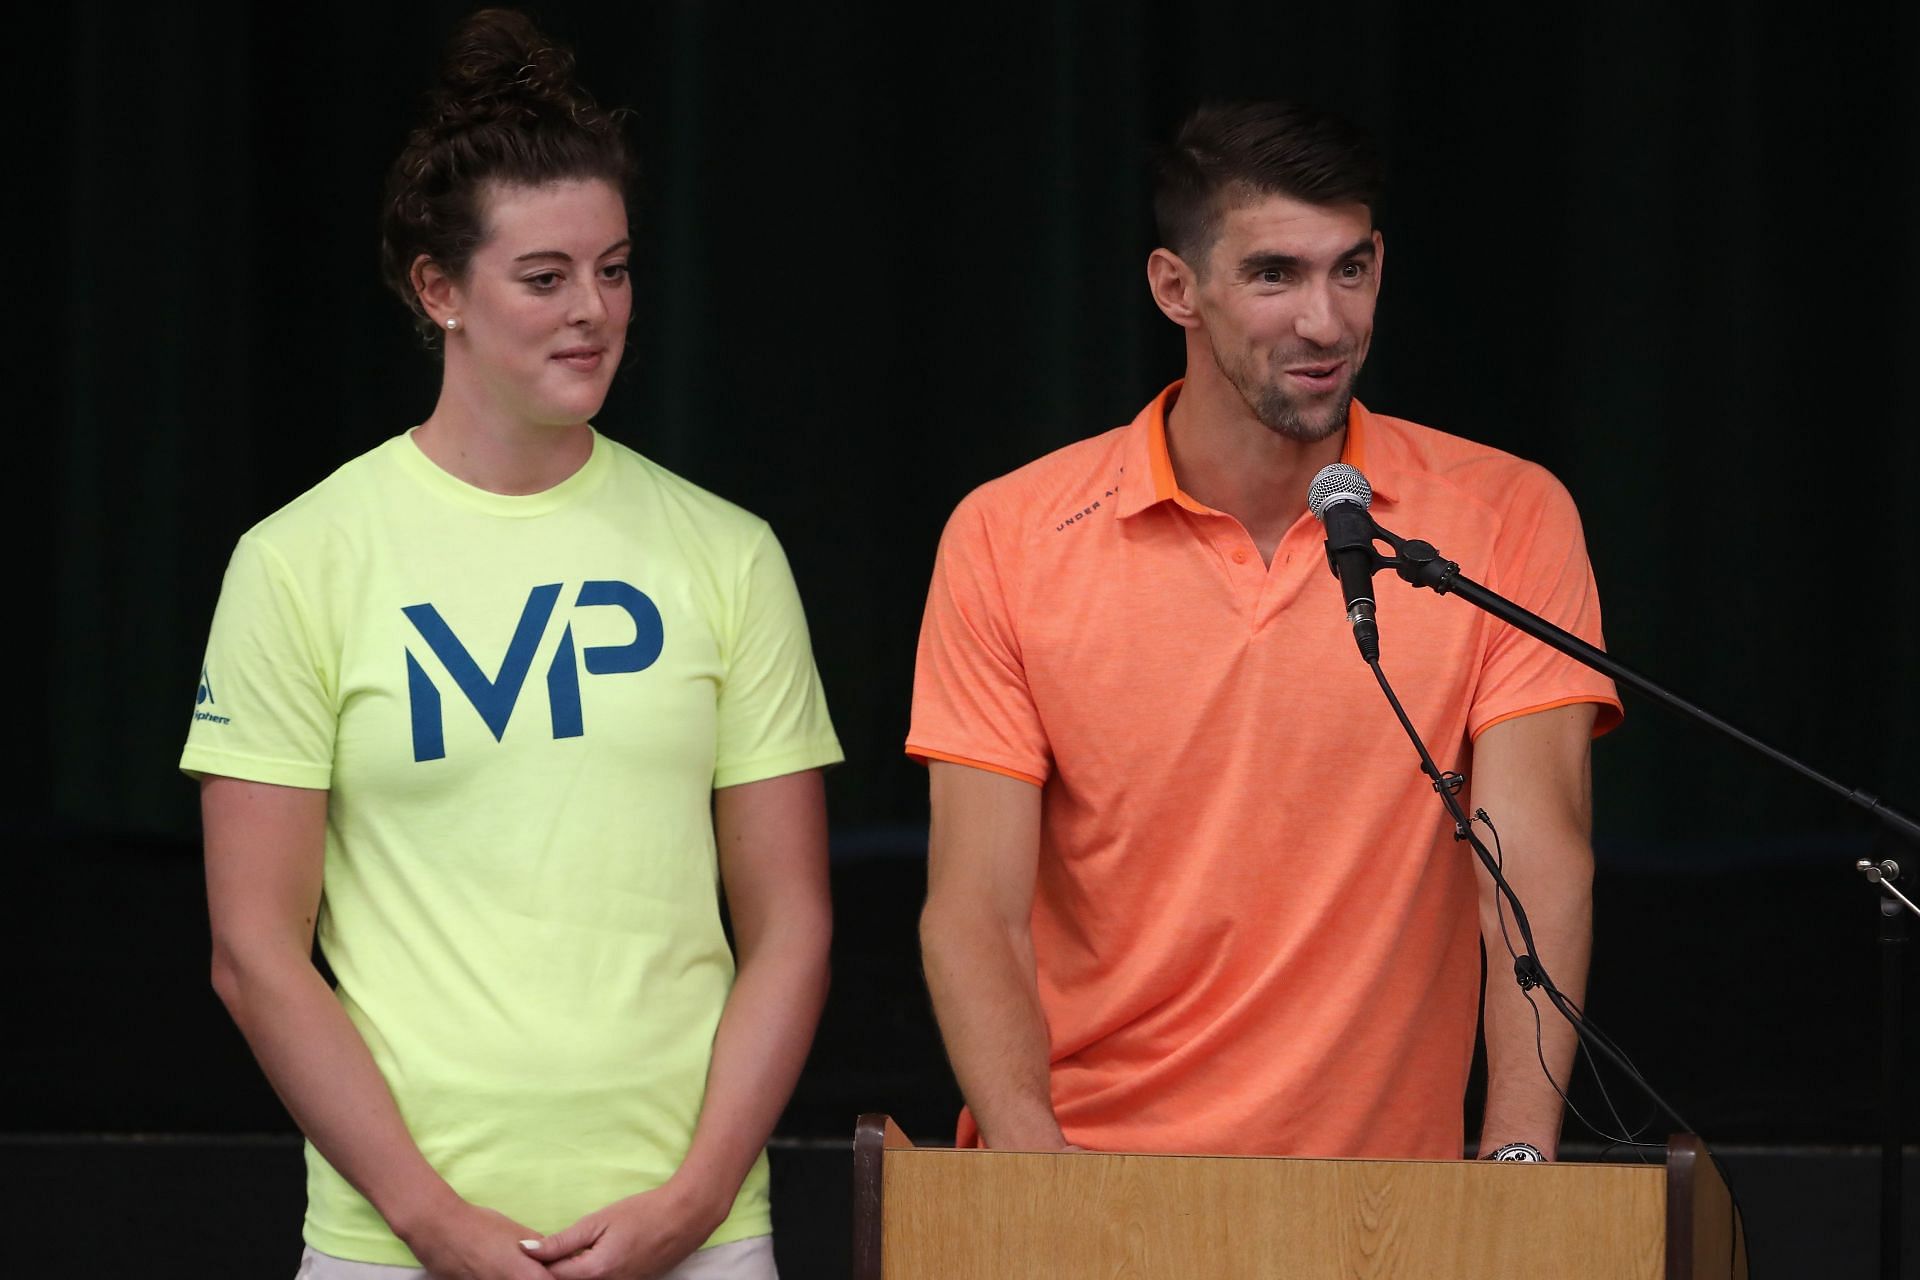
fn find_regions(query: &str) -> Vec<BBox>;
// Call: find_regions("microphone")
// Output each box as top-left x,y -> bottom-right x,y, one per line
1307,463 -> 1381,662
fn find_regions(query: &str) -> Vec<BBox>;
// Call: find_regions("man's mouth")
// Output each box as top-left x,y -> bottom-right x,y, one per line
1285,360 -> 1345,389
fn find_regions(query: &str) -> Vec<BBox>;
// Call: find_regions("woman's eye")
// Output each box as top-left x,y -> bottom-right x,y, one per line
527,272 -> 561,289
601,263 -> 630,283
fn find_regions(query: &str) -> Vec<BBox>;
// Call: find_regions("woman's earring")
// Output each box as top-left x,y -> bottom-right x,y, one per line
445,317 -> 460,331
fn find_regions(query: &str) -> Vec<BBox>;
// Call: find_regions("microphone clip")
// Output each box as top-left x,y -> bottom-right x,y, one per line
1513,954 -> 1546,991
1337,517 -> 1463,595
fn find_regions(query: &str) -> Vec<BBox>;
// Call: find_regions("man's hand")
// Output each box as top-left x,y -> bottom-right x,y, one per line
518,1181 -> 725,1280
399,1198 -> 555,1280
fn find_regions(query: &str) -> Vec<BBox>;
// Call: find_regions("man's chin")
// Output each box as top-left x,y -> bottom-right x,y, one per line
1254,390 -> 1351,443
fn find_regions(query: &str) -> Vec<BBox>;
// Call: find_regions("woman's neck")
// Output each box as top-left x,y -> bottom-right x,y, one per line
412,383 -> 595,495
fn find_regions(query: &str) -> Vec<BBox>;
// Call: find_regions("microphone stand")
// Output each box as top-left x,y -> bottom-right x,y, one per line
1356,518 -> 1918,1280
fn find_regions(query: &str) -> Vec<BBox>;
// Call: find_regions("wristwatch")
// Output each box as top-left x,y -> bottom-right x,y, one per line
1485,1142 -> 1546,1162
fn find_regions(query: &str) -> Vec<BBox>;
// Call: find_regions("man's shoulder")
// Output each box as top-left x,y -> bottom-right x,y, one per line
1366,411 -> 1571,512
945,425 -> 1134,544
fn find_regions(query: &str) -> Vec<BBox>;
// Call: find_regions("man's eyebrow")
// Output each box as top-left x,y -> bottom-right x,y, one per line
513,238 -> 633,264
1236,238 -> 1376,275
1237,251 -> 1303,275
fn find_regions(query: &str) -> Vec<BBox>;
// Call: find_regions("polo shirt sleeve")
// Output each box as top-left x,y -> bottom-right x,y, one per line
712,525 -> 844,789
179,533 -> 338,789
906,489 -> 1051,786
1469,466 -> 1624,740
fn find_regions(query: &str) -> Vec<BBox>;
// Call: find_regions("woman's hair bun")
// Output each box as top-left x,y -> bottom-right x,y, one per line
426,8 -> 599,136
379,8 -> 634,348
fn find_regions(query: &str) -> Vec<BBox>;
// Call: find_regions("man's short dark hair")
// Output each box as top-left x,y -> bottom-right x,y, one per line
1153,100 -> 1384,268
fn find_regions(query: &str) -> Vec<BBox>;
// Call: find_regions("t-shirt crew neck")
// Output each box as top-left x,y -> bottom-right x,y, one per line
393,423 -> 613,517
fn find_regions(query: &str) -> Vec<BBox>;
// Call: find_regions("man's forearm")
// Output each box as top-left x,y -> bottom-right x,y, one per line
1477,868 -> 1591,1157
1469,704 -> 1600,1159
920,905 -> 1067,1149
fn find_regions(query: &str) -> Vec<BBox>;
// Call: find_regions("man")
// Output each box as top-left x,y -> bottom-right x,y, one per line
908,100 -> 1621,1162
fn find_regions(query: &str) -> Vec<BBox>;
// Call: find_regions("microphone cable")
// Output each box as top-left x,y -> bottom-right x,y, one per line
1366,653 -> 1695,1138
1366,654 -> 1746,1268
1310,458 -> 1744,1266
1475,807 -> 1658,1156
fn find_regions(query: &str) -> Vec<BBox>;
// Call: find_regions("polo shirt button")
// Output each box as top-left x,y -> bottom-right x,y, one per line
1232,549 -> 1248,564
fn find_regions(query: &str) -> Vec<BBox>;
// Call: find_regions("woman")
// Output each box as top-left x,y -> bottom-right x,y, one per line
182,11 -> 838,1279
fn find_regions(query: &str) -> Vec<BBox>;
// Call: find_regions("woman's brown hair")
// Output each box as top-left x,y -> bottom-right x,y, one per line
379,9 -> 635,345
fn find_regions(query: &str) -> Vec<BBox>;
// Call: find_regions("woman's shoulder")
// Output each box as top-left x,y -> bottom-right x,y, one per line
599,436 -> 774,544
238,435 -> 412,551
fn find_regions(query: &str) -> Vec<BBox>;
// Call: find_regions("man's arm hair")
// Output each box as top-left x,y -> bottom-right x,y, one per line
919,761 -> 1075,1150
1468,701 -> 1599,1158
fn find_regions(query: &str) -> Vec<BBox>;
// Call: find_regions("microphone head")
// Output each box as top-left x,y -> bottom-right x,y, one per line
1307,463 -> 1373,521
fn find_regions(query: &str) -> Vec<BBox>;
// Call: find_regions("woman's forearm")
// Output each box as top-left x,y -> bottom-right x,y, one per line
664,770 -> 834,1224
213,944 -> 458,1241
203,777 -> 459,1247
663,908 -> 831,1228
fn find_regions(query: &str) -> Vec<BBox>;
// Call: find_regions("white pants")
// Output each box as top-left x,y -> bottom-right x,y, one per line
295,1234 -> 777,1279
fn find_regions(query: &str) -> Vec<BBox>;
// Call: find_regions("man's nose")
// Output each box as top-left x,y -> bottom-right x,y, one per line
1293,283 -> 1341,347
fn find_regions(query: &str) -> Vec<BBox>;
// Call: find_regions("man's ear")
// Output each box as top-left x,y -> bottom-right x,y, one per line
1147,248 -> 1203,331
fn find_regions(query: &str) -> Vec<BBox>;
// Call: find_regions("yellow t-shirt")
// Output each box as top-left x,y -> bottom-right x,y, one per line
181,428 -> 842,1264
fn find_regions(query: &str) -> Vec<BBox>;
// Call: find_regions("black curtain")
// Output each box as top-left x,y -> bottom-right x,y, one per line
23,1 -> 1919,1138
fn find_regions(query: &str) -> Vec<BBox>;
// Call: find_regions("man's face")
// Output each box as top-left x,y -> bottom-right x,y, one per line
1191,192 -> 1382,442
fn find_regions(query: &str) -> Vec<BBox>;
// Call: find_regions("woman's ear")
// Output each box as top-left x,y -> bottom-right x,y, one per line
411,255 -> 461,330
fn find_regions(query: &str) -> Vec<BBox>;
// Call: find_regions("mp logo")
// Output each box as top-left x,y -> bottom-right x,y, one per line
403,580 -> 662,762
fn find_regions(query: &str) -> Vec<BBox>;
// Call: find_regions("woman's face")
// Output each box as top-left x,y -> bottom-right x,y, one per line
437,177 -> 632,429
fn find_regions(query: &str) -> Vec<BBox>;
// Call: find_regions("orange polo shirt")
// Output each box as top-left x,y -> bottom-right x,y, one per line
908,383 -> 1621,1159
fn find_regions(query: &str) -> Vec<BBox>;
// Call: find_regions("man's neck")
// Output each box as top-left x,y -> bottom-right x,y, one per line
1163,373 -> 1348,564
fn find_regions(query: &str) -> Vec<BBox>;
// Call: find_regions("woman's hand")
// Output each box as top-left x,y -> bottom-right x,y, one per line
401,1197 -> 558,1280
518,1179 -> 727,1280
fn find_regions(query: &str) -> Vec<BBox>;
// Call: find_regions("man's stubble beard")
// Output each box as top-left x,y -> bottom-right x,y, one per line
1209,333 -> 1363,444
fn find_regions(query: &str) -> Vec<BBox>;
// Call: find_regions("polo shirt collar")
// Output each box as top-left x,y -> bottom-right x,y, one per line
1116,381 -> 1400,519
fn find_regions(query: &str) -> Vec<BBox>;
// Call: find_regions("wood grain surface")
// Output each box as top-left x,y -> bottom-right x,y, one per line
880,1147 -> 1668,1279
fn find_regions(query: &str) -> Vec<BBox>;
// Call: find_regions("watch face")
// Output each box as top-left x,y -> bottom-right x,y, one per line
1491,1143 -> 1545,1162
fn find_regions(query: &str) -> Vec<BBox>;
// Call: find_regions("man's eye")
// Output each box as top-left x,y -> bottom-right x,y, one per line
1340,262 -> 1367,280
1259,268 -> 1287,285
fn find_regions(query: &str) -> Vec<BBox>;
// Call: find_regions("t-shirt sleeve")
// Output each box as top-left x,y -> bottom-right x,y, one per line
711,526 -> 843,789
1469,467 -> 1624,740
905,490 -> 1051,786
179,533 -> 337,788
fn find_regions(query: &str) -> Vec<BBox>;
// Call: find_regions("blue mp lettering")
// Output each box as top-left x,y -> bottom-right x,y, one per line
404,581 -> 664,762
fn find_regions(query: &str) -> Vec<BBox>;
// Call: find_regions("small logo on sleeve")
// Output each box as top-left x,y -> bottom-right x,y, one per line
193,666 -> 231,725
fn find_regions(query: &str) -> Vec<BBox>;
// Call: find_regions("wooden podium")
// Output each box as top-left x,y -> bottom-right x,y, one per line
852,1116 -> 1747,1278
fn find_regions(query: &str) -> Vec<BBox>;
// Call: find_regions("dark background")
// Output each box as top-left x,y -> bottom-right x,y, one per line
17,0 -> 1920,1274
